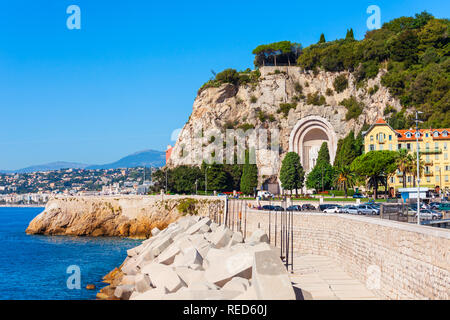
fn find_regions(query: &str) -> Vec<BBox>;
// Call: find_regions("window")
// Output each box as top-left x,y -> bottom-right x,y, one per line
446,176 -> 449,182
406,133 -> 411,138
407,143 -> 411,150
370,135 -> 374,142
426,143 -> 430,150
436,166 -> 440,172
445,153 -> 448,160
407,176 -> 411,183
389,135 -> 392,141
446,166 -> 450,171
443,131 -> 448,137
398,144 -> 402,150
415,132 -> 421,138
434,131 -> 439,137
390,177 -> 394,183
426,133 -> 429,137
435,142 -> 439,149
369,144 -> 375,151
436,154 -> 439,160
379,145 -> 383,150
389,144 -> 393,151
436,175 -> 439,182
427,177 -> 431,183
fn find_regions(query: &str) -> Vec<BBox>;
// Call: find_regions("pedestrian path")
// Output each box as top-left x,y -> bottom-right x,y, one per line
289,254 -> 380,300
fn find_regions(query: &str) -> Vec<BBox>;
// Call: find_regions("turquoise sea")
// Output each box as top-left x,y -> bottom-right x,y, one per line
0,207 -> 141,300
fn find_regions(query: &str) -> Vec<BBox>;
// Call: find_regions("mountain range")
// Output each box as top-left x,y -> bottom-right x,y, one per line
0,149 -> 166,173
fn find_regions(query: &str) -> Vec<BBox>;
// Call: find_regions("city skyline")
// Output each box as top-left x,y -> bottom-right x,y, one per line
1,0 -> 448,170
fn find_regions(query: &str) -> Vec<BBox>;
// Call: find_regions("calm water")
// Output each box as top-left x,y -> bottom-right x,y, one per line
0,207 -> 141,300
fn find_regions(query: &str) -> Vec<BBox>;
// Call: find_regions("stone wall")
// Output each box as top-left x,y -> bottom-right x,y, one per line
236,209 -> 449,300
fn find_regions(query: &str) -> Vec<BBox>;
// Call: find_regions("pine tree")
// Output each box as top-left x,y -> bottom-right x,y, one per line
345,28 -> 354,40
306,142 -> 334,191
318,33 -> 326,44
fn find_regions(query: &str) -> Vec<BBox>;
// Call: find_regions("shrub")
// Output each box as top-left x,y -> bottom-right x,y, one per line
340,96 -> 365,120
277,102 -> 297,117
250,95 -> 257,103
368,85 -> 379,95
177,198 -> 199,216
294,82 -> 303,93
306,92 -> 326,106
238,123 -> 255,131
326,88 -> 334,96
333,74 -> 349,93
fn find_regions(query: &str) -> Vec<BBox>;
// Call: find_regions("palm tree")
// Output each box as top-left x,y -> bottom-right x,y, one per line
396,149 -> 412,188
334,166 -> 356,198
411,157 -> 425,187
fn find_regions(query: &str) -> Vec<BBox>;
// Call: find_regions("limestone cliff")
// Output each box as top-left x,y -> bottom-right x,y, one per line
167,66 -> 403,178
26,196 -> 224,238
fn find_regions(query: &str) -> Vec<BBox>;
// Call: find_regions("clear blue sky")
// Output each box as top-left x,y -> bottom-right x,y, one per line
0,0 -> 448,170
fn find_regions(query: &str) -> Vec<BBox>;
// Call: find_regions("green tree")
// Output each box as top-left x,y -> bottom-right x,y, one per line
279,152 -> 305,196
334,131 -> 361,168
306,143 -> 334,191
350,151 -> 398,199
345,28 -> 355,40
202,162 -> 228,192
240,150 -> 258,195
318,33 -> 326,44
172,165 -> 203,194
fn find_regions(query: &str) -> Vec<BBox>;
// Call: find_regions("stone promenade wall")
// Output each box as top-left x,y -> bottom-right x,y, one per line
239,210 -> 449,300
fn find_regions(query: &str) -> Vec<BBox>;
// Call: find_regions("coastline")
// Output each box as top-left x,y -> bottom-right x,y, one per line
0,204 -> 45,208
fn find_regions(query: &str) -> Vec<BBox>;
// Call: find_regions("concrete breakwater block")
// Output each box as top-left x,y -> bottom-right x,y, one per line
252,250 -> 296,300
107,215 -> 295,300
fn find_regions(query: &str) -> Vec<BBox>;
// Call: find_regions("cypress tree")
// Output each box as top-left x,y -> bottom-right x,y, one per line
240,149 -> 258,195
318,33 -> 326,44
345,28 -> 355,40
279,152 -> 305,196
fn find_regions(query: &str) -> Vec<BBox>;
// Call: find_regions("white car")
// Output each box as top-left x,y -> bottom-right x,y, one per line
323,206 -> 341,213
257,191 -> 273,199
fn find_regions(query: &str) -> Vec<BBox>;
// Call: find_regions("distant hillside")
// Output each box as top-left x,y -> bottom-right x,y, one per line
86,150 -> 165,170
0,150 -> 166,173
0,162 -> 89,174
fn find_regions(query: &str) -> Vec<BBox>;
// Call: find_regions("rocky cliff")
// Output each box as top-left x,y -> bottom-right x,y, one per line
168,66 -> 403,178
26,196 -> 224,238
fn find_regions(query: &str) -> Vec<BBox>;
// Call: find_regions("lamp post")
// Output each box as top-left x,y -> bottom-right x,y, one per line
415,111 -> 423,225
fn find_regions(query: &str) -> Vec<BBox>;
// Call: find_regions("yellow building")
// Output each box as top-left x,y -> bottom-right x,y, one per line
363,118 -> 450,193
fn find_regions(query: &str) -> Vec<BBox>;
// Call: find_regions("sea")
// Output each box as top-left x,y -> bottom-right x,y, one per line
0,207 -> 141,300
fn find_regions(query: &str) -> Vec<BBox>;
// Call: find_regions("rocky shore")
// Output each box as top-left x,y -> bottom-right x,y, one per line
25,195 -> 224,238
98,215 -> 296,300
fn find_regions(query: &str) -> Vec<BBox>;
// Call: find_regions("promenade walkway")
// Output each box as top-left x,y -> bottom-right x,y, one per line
289,254 -> 380,300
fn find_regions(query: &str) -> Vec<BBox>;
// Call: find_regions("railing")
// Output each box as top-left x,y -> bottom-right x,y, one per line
420,148 -> 442,155
424,171 -> 434,176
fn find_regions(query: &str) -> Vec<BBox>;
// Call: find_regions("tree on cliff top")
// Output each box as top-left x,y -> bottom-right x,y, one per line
279,152 -> 305,196
252,41 -> 302,67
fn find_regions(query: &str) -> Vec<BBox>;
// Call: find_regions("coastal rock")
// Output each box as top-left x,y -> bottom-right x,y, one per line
25,195 -> 224,238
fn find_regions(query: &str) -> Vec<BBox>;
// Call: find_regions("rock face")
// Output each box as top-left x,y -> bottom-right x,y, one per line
99,216 -> 296,300
168,66 -> 403,180
25,195 -> 224,238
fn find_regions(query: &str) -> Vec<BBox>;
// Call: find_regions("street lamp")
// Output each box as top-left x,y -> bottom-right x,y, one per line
415,111 -> 423,225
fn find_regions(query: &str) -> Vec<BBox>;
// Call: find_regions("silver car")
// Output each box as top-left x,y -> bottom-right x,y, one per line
357,205 -> 379,215
345,206 -> 359,214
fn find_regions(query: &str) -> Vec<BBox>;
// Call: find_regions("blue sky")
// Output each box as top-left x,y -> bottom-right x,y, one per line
0,0 -> 448,170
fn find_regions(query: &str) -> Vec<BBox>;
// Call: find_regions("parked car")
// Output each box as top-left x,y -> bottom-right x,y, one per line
353,193 -> 365,198
272,205 -> 285,211
319,204 -> 338,211
302,204 -> 317,211
338,205 -> 352,213
429,202 -> 441,210
417,209 -> 443,220
257,190 -> 273,200
261,205 -> 275,211
286,205 -> 302,211
357,205 -> 379,215
323,206 -> 342,213
345,206 -> 359,214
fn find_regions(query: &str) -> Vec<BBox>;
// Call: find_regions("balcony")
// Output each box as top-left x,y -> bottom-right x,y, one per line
424,171 -> 434,177
419,148 -> 442,155
424,160 -> 434,166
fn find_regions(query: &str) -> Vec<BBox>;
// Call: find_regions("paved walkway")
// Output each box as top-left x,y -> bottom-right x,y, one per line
289,254 -> 380,300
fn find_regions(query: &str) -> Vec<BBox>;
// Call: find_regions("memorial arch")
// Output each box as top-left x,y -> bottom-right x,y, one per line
288,116 -> 338,173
